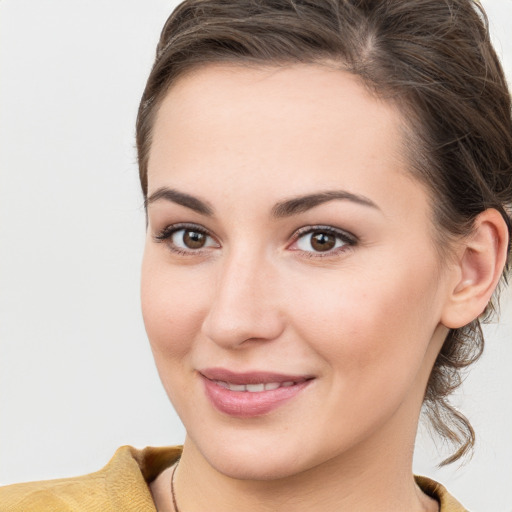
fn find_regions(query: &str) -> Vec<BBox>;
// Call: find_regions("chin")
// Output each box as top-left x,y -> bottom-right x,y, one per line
206,447 -> 308,481
187,425 -> 331,482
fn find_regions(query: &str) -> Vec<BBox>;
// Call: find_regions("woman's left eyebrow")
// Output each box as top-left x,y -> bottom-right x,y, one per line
271,190 -> 380,218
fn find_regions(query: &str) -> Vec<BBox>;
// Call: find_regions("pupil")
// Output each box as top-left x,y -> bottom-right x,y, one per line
311,232 -> 335,252
184,230 -> 206,249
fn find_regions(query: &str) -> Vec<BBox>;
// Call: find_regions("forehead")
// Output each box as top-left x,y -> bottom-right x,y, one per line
150,63 -> 403,162
147,63 -> 428,223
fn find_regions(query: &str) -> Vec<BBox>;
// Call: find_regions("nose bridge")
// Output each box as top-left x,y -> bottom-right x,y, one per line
201,244 -> 283,348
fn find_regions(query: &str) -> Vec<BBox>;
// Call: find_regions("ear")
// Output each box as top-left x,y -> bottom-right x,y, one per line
441,208 -> 510,329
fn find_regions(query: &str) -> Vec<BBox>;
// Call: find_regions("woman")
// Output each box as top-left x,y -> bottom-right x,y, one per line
1,0 -> 511,510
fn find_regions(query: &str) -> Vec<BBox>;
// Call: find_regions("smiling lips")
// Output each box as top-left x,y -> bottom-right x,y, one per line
200,368 -> 313,418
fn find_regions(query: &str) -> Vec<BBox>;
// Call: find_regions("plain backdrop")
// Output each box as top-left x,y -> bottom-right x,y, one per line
0,1 -> 511,510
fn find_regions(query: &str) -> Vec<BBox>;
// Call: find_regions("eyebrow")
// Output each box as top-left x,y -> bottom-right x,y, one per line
145,186 -> 379,217
271,190 -> 380,217
145,187 -> 214,216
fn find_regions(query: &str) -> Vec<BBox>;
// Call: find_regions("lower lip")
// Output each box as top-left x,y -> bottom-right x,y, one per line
202,377 -> 311,418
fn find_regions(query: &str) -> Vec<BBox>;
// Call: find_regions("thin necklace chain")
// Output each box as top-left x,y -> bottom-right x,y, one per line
170,461 -> 181,512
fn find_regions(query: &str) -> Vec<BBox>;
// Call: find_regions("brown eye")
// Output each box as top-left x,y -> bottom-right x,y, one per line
293,227 -> 353,255
310,231 -> 336,252
183,230 -> 207,249
165,227 -> 218,252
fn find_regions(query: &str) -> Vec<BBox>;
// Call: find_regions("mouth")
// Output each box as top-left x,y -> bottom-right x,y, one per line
199,368 -> 314,417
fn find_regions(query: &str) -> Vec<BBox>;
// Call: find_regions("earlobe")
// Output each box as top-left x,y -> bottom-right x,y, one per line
441,208 -> 509,329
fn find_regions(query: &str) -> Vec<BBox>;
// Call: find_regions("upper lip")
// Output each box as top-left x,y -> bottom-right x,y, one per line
199,367 -> 313,385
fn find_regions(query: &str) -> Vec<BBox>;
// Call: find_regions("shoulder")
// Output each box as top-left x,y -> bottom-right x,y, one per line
0,445 -> 182,512
0,469 -> 114,512
415,475 -> 468,512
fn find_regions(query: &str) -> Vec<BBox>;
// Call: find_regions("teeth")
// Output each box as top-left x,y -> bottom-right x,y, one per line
246,383 -> 265,392
227,383 -> 246,392
215,380 -> 297,392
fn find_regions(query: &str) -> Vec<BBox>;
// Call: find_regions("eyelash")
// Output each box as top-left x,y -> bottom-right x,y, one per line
153,223 -> 357,258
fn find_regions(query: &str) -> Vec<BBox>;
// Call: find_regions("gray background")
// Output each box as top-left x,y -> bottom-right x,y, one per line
1,1 -> 511,510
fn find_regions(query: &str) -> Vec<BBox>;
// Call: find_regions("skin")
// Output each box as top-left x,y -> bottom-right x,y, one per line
141,63 -> 496,511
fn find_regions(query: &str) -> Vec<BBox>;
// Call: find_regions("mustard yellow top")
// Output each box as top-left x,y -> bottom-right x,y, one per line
0,445 -> 467,511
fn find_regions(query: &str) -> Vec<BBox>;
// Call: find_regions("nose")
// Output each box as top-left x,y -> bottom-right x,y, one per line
201,250 -> 285,349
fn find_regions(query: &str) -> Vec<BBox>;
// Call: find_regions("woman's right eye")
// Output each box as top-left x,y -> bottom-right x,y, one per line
154,225 -> 219,254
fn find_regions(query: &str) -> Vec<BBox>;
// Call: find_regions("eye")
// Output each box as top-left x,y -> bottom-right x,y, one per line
154,224 -> 219,254
171,228 -> 216,250
289,226 -> 356,256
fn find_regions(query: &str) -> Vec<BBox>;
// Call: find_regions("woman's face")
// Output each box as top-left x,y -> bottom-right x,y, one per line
141,63 -> 453,479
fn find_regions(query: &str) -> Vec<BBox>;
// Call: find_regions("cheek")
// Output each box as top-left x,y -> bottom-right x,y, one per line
141,249 -> 209,360
287,255 -> 441,389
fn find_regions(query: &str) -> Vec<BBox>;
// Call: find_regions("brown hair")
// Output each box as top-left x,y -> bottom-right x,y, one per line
136,0 -> 512,465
